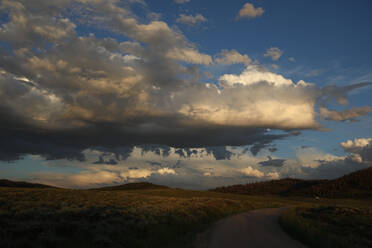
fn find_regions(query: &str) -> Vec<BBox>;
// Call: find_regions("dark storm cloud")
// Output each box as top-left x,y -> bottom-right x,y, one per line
0,0 -> 370,163
250,131 -> 300,156
259,156 -> 286,167
93,156 -> 118,165
268,147 -> 277,153
205,147 -> 233,160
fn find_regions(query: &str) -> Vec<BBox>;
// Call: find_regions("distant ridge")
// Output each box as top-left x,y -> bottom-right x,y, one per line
211,167 -> 372,198
306,166 -> 372,198
93,182 -> 169,191
212,178 -> 326,196
0,179 -> 55,188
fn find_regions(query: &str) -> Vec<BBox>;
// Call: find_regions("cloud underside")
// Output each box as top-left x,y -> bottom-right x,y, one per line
0,0 -> 370,162
28,138 -> 371,189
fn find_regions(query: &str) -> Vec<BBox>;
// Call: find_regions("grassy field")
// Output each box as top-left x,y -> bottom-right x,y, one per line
0,186 -> 288,248
1,177 -> 372,247
279,205 -> 372,248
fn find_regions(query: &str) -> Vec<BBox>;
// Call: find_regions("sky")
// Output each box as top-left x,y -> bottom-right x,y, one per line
0,0 -> 371,189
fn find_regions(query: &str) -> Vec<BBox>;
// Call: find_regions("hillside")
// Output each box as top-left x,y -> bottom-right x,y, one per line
93,182 -> 169,191
212,178 -> 326,196
212,167 -> 372,198
305,167 -> 372,198
0,179 -> 54,188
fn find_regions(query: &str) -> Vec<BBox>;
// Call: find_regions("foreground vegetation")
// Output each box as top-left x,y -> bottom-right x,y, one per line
2,167 -> 372,248
0,186 -> 285,248
280,205 -> 372,248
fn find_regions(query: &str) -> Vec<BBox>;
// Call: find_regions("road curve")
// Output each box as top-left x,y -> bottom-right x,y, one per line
195,208 -> 306,248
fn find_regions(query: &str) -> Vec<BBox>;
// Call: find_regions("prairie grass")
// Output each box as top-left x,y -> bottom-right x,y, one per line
2,186 -> 371,247
279,205 -> 372,248
0,187 -> 285,248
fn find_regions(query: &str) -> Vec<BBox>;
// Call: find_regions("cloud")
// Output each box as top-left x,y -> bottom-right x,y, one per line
340,138 -> 372,163
237,3 -> 264,19
28,146 -> 272,188
174,0 -> 190,4
295,147 -> 344,169
341,138 -> 372,149
241,166 -> 265,178
279,138 -> 372,180
320,82 -> 372,106
271,64 -> 279,69
264,47 -> 283,61
319,106 -> 372,122
215,49 -> 251,66
299,158 -> 367,180
22,138 -> 371,189
0,0 -> 370,164
266,172 -> 280,179
166,47 -> 212,65
158,167 -> 176,175
176,14 -> 207,26
259,156 -> 286,167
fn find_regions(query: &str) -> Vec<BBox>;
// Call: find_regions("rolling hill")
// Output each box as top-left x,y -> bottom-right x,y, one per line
0,179 -> 54,188
93,182 -> 169,191
212,167 -> 372,198
305,166 -> 372,198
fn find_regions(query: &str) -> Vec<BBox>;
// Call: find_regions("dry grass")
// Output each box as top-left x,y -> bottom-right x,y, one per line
279,205 -> 372,248
0,187 -> 285,248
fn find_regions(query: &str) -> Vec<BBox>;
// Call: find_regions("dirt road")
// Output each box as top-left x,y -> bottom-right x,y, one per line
195,208 -> 306,248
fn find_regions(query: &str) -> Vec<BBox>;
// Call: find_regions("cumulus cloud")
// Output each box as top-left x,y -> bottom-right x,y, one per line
266,172 -> 280,179
29,146 -> 276,189
215,49 -> 251,66
158,167 -> 176,175
176,14 -> 207,26
319,106 -> 372,122
240,166 -> 265,178
0,0 -> 370,164
295,147 -> 344,169
237,3 -> 264,19
23,137 -> 371,189
340,138 -> 372,163
264,47 -> 283,61
278,139 -> 371,180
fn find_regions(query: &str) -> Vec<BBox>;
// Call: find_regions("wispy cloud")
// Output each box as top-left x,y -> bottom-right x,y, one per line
264,47 -> 283,61
215,49 -> 251,66
174,0 -> 190,4
176,13 -> 207,26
